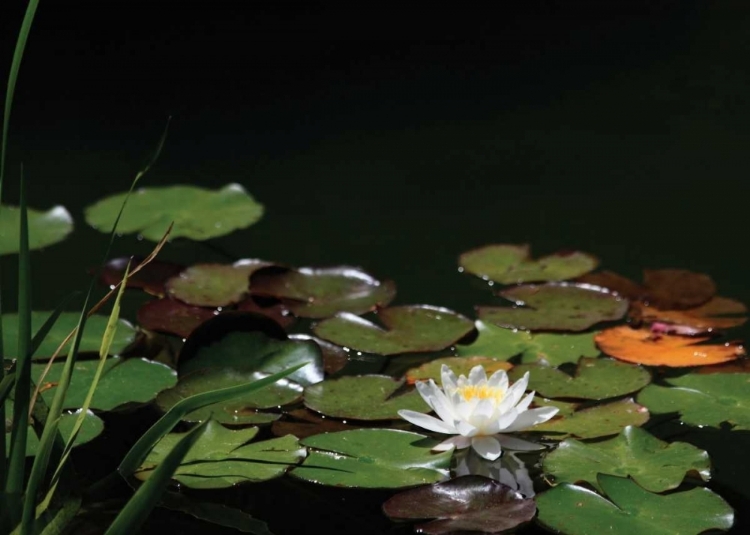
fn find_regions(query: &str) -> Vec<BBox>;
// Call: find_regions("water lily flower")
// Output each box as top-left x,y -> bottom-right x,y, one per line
398,364 -> 559,461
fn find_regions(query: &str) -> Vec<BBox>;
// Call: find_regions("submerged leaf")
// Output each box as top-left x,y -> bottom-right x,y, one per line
0,204 -> 73,255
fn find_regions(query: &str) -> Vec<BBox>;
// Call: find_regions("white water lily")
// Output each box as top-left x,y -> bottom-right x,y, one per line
398,364 -> 559,461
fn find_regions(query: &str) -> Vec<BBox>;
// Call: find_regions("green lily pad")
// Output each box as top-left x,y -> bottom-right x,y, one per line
250,266 -> 397,319
32,357 -> 177,411
456,321 -> 599,366
543,425 -> 711,493
303,375 -> 429,420
3,311 -> 137,359
383,475 -> 536,534
479,283 -> 628,332
509,358 -> 651,400
291,429 -> 452,488
84,183 -> 264,241
0,204 -> 74,255
313,305 -> 475,356
459,244 -> 598,285
99,256 -> 184,297
406,357 -> 513,385
166,261 -> 270,307
137,298 -> 218,338
637,372 -> 750,430
271,408 -> 370,440
135,420 -> 305,489
536,474 -> 734,535
531,398 -> 650,439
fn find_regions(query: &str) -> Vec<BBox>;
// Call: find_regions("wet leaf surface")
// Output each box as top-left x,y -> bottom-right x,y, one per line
0,204 -> 73,255
459,244 -> 598,284
289,334 -> 349,374
406,357 -> 512,385
99,256 -> 184,296
85,183 -> 264,241
135,420 -> 305,489
3,311 -> 137,359
291,429 -> 452,488
313,305 -> 475,356
530,398 -> 650,439
509,358 -> 651,400
304,375 -> 429,420
382,475 -> 536,534
137,298 -> 218,338
249,265 -> 397,318
631,296 -> 747,332
536,474 -> 734,535
479,283 -> 628,331
637,372 -> 750,430
543,425 -> 711,493
237,296 -> 295,328
595,326 -> 744,367
270,408 -> 370,439
166,261 -> 269,307
32,357 -> 177,411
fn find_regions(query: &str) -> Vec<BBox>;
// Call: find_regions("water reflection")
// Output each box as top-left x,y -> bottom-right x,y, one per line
453,449 -> 535,497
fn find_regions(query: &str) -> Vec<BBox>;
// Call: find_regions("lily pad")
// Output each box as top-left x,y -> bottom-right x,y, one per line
459,244 -> 598,284
271,408 -> 370,439
406,357 -> 513,385
382,475 -> 536,534
135,420 -> 305,489
250,266 -> 397,319
456,321 -> 599,366
137,298 -> 218,338
509,358 -> 651,400
304,375 -> 429,420
99,256 -> 184,297
290,429 -> 452,488
3,311 -> 137,359
33,357 -> 177,411
478,283 -> 628,332
595,326 -> 744,367
289,334 -> 348,374
543,425 -> 711,493
637,372 -> 750,430
166,260 -> 270,307
631,297 -> 747,332
313,305 -> 475,356
84,183 -> 264,241
238,297 -> 295,329
530,398 -> 650,439
536,474 -> 734,535
0,204 -> 74,255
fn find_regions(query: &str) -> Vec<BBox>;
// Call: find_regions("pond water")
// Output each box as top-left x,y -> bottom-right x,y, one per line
2,3 -> 749,534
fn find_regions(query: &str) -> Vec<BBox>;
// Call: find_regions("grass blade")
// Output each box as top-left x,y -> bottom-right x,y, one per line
0,372 -> 15,406
104,419 -> 211,535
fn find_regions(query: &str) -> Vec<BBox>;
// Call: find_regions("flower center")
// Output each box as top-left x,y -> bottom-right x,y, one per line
455,384 -> 505,403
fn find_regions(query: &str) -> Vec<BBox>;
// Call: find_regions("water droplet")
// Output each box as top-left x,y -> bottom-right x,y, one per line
457,267 -> 464,273
137,234 -> 144,241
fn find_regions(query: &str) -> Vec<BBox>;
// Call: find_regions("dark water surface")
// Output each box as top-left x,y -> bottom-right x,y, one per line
2,2 -> 749,533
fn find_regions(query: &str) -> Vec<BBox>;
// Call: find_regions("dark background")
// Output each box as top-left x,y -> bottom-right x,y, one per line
2,1 -> 750,533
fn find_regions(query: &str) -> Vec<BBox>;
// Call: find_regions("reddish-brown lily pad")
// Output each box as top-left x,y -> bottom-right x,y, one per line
595,326 -> 745,367
137,298 -> 218,338
459,244 -> 598,285
236,296 -> 295,328
313,305 -> 475,356
478,283 -> 628,332
99,256 -> 184,296
382,475 -> 536,534
250,265 -> 397,319
166,260 -> 270,307
631,297 -> 747,332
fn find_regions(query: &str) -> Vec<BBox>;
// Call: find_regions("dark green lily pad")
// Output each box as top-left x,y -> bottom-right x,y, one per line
637,372 -> 750,430
406,357 -> 513,385
383,475 -> 536,534
0,204 -> 74,255
304,375 -> 429,420
249,266 -> 397,319
32,357 -> 177,411
84,183 -> 264,241
313,305 -> 475,356
271,408 -> 370,439
99,256 -> 184,296
135,420 -> 305,489
166,261 -> 269,307
543,425 -> 711,493
3,311 -> 137,359
289,334 -> 348,374
457,321 -> 599,366
509,358 -> 651,400
291,429 -> 452,488
536,474 -> 734,535
137,298 -> 218,338
459,244 -> 598,285
479,283 -> 628,332
531,398 -> 650,439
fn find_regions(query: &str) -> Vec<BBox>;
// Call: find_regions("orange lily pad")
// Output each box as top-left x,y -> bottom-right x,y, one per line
595,326 -> 744,367
632,297 -> 747,332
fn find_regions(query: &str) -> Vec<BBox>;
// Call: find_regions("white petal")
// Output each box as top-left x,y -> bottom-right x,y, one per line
474,398 -> 496,420
495,434 -> 547,451
504,373 -> 529,407
487,368 -> 509,391
456,420 -> 479,437
515,391 -> 535,413
398,410 -> 456,434
484,408 -> 519,435
471,436 -> 502,461
500,406 -> 559,432
416,380 -> 457,424
441,364 -> 458,390
468,365 -> 487,385
433,435 -> 472,451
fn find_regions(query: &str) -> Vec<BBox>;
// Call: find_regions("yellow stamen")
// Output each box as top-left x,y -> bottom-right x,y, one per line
456,384 -> 504,403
